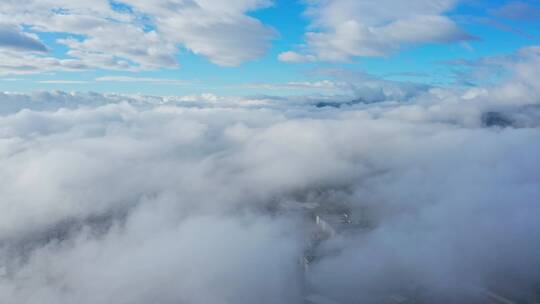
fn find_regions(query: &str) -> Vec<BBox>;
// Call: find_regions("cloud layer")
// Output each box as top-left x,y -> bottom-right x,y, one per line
0,46 -> 540,303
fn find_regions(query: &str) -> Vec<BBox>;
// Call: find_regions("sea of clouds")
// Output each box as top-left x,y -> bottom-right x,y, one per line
1,48 -> 540,304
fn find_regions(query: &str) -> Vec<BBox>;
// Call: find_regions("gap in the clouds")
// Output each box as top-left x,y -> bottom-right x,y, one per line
109,0 -> 156,33
173,50 -> 326,96
447,0 -> 505,17
34,32 -> 85,59
248,0 -> 309,50
448,0 -> 540,51
462,18 -> 540,55
109,0 -> 134,14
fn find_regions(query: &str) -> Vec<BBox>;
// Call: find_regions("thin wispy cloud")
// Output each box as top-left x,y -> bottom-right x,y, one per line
490,1 -> 540,21
243,80 -> 344,91
37,80 -> 89,84
95,76 -> 190,85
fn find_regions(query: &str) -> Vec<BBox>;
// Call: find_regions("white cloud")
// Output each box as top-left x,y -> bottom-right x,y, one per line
281,0 -> 476,62
0,0 -> 276,74
120,0 -> 277,66
0,46 -> 540,303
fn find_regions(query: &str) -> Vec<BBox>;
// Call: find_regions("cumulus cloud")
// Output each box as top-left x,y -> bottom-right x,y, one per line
120,0 -> 277,66
0,46 -> 540,303
0,0 -> 275,74
281,0 -> 476,62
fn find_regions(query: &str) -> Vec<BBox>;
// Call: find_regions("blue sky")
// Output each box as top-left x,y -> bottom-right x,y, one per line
1,0 -> 539,95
